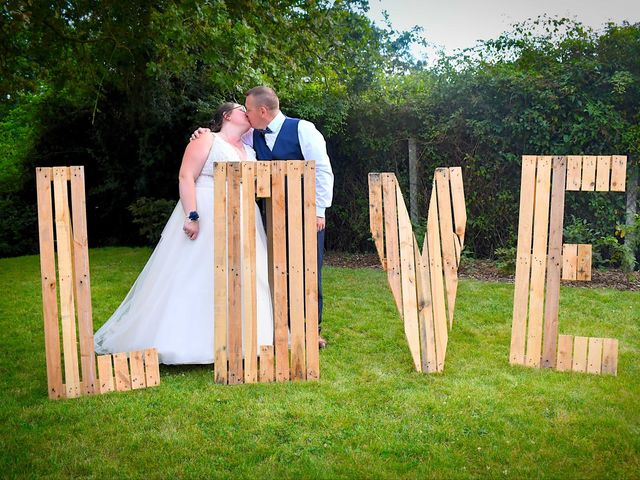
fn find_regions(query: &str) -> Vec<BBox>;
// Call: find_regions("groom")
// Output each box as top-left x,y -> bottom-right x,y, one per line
193,86 -> 334,348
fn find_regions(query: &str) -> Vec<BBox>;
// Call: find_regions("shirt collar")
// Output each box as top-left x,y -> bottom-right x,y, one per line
266,111 -> 286,134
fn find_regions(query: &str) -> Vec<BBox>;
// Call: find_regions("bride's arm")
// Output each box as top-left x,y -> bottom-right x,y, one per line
178,133 -> 214,239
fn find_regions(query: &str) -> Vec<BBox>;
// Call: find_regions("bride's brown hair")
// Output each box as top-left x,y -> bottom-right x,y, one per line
209,102 -> 239,132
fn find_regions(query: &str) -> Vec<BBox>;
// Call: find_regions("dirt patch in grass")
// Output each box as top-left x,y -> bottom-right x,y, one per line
324,252 -> 640,291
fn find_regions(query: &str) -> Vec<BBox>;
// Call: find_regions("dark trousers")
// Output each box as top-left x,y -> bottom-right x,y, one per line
317,228 -> 325,332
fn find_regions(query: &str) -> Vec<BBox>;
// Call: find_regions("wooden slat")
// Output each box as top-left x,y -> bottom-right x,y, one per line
580,156 -> 596,191
368,173 -> 386,268
256,161 -> 271,198
435,168 -> 458,329
601,338 -> 619,375
610,155 -> 627,192
542,156 -> 567,369
414,237 -> 436,372
287,162 -> 306,380
271,161 -> 290,382
129,351 -> 146,389
576,244 -> 592,281
113,352 -> 132,391
556,335 -> 573,372
453,234 -> 462,268
36,168 -> 64,399
381,174 -> 403,315
424,187 -> 448,372
242,162 -> 258,384
303,161 -> 320,380
259,345 -> 275,382
525,157 -> 552,368
53,167 -> 81,398
510,156 -> 537,365
227,162 -> 243,385
69,166 -> 96,395
396,183 -> 421,371
448,167 -> 466,245
565,156 -> 582,191
561,244 -> 578,281
587,337 -> 603,374
572,336 -> 588,372
595,156 -> 612,191
213,162 -> 228,384
144,348 -> 161,387
97,355 -> 114,394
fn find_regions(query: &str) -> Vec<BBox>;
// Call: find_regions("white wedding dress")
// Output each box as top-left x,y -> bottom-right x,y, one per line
94,134 -> 274,364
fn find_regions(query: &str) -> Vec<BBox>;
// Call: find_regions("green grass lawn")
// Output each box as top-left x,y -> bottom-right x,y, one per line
1,247 -> 639,479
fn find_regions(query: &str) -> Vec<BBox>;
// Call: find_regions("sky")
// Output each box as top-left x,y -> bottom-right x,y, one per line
366,0 -> 640,62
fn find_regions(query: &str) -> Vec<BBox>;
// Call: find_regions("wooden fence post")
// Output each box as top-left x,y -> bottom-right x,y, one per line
408,137 -> 418,224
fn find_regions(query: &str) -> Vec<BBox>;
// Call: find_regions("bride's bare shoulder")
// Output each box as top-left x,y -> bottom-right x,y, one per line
184,131 -> 214,158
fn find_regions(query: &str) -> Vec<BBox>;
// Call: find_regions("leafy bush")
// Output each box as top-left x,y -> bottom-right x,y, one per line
494,246 -> 517,275
563,216 -> 596,244
564,214 -> 636,270
0,92 -> 42,195
127,198 -> 177,245
615,214 -> 640,272
0,195 -> 38,258
593,234 -> 635,270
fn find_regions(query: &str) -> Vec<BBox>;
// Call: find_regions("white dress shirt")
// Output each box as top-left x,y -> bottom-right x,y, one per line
242,112 -> 334,217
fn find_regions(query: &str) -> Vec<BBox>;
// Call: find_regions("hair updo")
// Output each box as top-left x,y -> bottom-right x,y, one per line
209,102 -> 239,132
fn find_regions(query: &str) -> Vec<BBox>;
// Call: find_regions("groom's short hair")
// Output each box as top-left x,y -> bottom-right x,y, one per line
246,86 -> 279,111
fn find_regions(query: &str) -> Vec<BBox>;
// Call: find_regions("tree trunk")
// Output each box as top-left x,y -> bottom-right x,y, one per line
408,137 -> 418,224
624,156 -> 638,272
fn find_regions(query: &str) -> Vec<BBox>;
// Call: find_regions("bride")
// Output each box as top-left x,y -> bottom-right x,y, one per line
94,102 -> 274,364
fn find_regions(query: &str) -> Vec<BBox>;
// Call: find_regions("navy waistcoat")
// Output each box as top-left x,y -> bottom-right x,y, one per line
252,117 -> 303,160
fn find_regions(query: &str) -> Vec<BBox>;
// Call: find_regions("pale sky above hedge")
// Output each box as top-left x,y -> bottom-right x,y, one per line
367,0 -> 640,62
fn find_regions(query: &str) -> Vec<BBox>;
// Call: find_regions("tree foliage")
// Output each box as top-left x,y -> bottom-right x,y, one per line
0,0 -> 418,254
0,7 -> 638,267
325,18 -> 639,267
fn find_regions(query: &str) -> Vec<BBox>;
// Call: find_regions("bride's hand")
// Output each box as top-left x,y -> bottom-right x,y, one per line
190,127 -> 211,142
183,220 -> 199,240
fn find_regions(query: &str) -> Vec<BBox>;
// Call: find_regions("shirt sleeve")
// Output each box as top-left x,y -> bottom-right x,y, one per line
298,120 -> 334,217
241,129 -> 254,148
